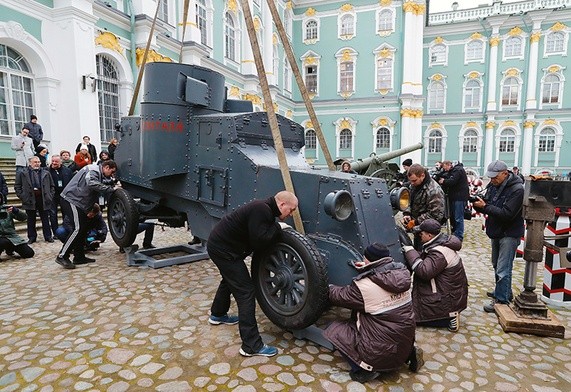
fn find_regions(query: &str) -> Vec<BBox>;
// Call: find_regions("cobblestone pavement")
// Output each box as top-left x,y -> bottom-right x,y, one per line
1,219 -> 570,391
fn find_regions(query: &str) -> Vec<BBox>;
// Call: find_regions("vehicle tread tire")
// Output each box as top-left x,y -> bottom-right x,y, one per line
108,188 -> 139,248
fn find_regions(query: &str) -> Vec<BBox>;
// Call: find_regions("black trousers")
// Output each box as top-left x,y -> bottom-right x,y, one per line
0,237 -> 35,258
208,244 -> 263,354
26,205 -> 52,241
58,199 -> 89,259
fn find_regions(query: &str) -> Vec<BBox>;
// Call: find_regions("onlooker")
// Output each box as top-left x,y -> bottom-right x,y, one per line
14,156 -> 55,243
119,221 -> 156,253
324,242 -> 422,383
0,194 -> 35,259
401,158 -> 413,188
35,144 -> 49,167
24,114 -> 43,149
438,160 -> 470,241
473,160 -> 524,313
513,166 -> 525,182
75,136 -> 97,163
107,137 -> 118,160
402,163 -> 446,249
11,127 -> 35,176
56,204 -> 107,252
340,161 -> 356,174
400,220 -> 468,332
60,150 -> 77,171
48,154 -> 74,237
56,160 -> 118,269
0,171 -> 8,205
207,191 -> 298,357
97,151 -> 110,165
74,145 -> 92,170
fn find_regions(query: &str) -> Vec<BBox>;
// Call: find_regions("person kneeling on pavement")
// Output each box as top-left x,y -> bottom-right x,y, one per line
324,243 -> 423,383
0,195 -> 35,259
55,203 -> 107,252
399,219 -> 468,332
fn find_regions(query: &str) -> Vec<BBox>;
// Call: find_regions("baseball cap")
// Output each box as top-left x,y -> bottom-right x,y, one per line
412,219 -> 442,235
486,160 -> 508,178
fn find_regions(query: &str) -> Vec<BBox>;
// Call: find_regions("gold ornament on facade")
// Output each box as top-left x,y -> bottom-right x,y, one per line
229,86 -> 240,98
468,71 -> 479,79
378,118 -> 389,127
253,17 -> 261,32
434,36 -> 444,44
485,121 -> 496,129
401,109 -> 423,118
304,56 -> 316,65
341,49 -> 353,62
378,48 -> 392,58
340,4 -> 354,12
242,93 -> 262,106
305,8 -> 316,17
286,1 -> 292,10
506,68 -> 519,77
380,0 -> 392,6
489,36 -> 500,47
379,89 -> 389,95
227,0 -> 238,13
530,32 -> 541,43
95,31 -> 123,55
263,102 -> 279,112
135,48 -> 172,66
432,74 -> 443,81
470,32 -> 482,40
503,120 -> 516,126
548,65 -> 560,73
273,33 -> 278,45
403,1 -> 425,15
340,91 -> 353,99
340,119 -> 351,129
508,26 -> 523,36
543,119 -> 557,125
523,120 -> 536,128
551,22 -> 566,31
286,110 -> 293,119
305,120 -> 314,129
466,121 -> 477,127
430,122 -> 441,129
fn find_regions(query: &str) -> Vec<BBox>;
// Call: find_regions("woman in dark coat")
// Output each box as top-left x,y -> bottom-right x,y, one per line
324,243 -> 422,383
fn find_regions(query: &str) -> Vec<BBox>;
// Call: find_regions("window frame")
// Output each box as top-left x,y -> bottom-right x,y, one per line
462,129 -> 479,153
498,128 -> 516,153
304,19 -> 319,43
465,39 -> 484,63
338,13 -> 355,40
503,36 -> 524,59
429,43 -> 448,67
428,129 -> 443,153
96,54 -> 120,143
376,9 -> 394,36
463,78 -> 482,112
224,12 -> 237,62
544,31 -> 567,56
375,127 -> 391,150
427,79 -> 446,113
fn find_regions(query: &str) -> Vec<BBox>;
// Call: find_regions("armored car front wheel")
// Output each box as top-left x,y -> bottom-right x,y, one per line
252,229 -> 329,330
108,188 -> 139,248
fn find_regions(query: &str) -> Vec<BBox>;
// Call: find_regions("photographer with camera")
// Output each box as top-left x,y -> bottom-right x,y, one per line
0,194 -> 35,259
472,160 -> 524,314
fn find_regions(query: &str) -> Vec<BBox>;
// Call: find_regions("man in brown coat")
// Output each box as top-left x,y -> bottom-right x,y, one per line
324,243 -> 423,383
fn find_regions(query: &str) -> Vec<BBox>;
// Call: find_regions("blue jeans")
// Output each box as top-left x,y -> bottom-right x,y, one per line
450,200 -> 465,241
490,236 -> 520,304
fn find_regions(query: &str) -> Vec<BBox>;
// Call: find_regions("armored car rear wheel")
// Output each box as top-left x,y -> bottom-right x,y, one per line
108,188 -> 139,248
252,229 -> 329,330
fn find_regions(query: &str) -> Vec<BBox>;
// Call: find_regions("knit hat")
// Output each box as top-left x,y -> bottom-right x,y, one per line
413,219 -> 442,235
364,243 -> 391,261
30,114 -> 37,120
403,158 -> 413,167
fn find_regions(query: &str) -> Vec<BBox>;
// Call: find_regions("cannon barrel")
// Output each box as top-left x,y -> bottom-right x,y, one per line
350,142 -> 423,172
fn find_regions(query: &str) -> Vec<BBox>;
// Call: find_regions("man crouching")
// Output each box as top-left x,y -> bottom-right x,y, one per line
324,243 -> 423,383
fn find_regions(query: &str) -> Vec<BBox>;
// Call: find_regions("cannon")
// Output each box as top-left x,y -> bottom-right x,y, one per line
109,62 -> 411,331
346,143 -> 423,189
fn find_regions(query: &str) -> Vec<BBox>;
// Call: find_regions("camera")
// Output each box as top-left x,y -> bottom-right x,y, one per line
469,193 -> 486,203
0,205 -> 9,219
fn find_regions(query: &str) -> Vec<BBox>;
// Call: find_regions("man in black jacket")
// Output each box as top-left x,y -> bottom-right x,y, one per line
48,155 -> 75,238
207,191 -> 298,357
438,161 -> 470,241
24,114 -> 43,149
473,160 -> 524,313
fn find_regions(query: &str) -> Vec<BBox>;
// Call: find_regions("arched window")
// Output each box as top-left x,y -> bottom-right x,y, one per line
158,0 -> 169,22
376,57 -> 392,90
378,9 -> 393,33
0,44 -> 35,135
502,77 -> 519,106
339,61 -> 354,93
546,32 -> 565,54
224,12 -> 236,61
376,127 -> 390,149
464,79 -> 481,110
96,54 -> 120,143
196,0 -> 208,46
340,14 -> 354,37
499,129 -> 515,152
284,58 -> 292,92
430,44 -> 446,65
305,64 -> 317,93
538,127 -> 556,152
466,40 -> 483,61
542,74 -> 561,104
305,20 -> 318,41
463,129 -> 478,153
428,81 -> 445,111
339,128 -> 352,150
505,36 -> 522,57
428,130 -> 442,153
305,129 -> 316,149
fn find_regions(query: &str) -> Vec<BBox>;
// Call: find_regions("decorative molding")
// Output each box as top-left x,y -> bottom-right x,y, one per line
401,109 -> 423,118
242,93 -> 262,106
523,120 -> 536,128
431,73 -> 443,81
273,33 -> 278,45
429,122 -> 442,129
229,86 -> 240,98
403,1 -> 425,15
434,36 -> 444,44
227,0 -> 238,13
508,26 -> 523,36
468,71 -> 479,79
305,8 -> 316,17
340,4 -> 354,12
95,31 -> 123,55
341,49 -> 353,62
135,48 -> 172,66
380,0 -> 392,5
377,48 -> 393,58
503,120 -> 516,126
505,68 -> 520,77
377,118 -> 389,127
286,110 -> 293,119
548,65 -> 561,73
551,22 -> 566,31
485,121 -> 496,129
470,32 -> 482,40
489,36 -> 500,47
305,120 -> 314,129
530,31 -> 541,43
253,16 -> 261,32
304,56 -> 316,65
378,89 -> 389,95
340,119 -> 352,129
543,119 -> 558,125
466,121 -> 477,127
2,21 -> 29,41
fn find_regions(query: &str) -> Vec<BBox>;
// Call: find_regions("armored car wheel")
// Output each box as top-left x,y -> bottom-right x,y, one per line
108,188 -> 139,248
252,229 -> 329,330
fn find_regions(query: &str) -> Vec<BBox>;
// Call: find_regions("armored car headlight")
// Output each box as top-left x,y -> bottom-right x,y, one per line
324,190 -> 354,221
390,187 -> 410,211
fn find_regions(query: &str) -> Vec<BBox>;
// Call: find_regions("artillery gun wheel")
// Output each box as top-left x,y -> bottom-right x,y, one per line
252,229 -> 329,330
108,188 -> 139,248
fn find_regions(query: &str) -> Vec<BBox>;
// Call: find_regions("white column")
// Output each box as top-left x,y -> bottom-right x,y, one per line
263,2 -> 274,85
486,33 -> 500,111
131,0 -> 157,15
241,0 -> 256,75
526,30 -> 541,110
521,120 -> 535,175
484,120 -> 495,167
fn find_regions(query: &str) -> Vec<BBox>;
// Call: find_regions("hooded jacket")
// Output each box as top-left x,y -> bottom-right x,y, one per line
404,233 -> 468,322
405,168 -> 446,224
61,164 -> 115,212
324,257 -> 416,372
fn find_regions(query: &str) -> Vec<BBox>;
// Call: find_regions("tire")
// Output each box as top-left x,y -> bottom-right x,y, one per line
108,188 -> 139,248
252,229 -> 329,330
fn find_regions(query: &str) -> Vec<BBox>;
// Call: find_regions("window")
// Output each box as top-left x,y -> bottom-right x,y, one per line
305,20 -> 318,41
539,128 -> 556,152
284,11 -> 292,36
430,44 -> 446,65
339,61 -> 354,93
428,81 -> 445,111
466,40 -> 483,61
504,36 -> 522,57
224,13 -> 236,61
378,9 -> 393,33
499,129 -> 515,152
339,129 -> 352,150
96,54 -> 120,143
158,0 -> 168,22
0,45 -> 35,136
542,74 -> 561,104
376,127 -> 390,149
305,65 -> 317,93
376,58 -> 392,90
546,32 -> 565,54
284,59 -> 292,92
502,77 -> 519,106
196,0 -> 208,46
428,130 -> 442,153
340,14 -> 354,37
305,129 -> 316,149
464,79 -> 481,110
463,129 -> 478,153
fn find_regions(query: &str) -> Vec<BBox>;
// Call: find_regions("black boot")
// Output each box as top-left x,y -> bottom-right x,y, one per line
349,369 -> 380,383
406,346 -> 424,373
